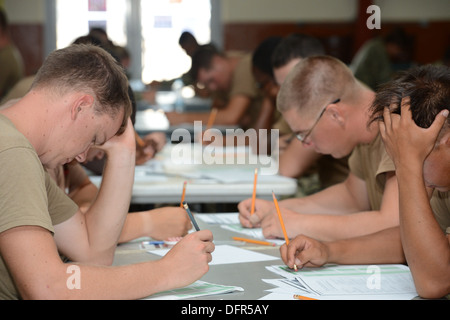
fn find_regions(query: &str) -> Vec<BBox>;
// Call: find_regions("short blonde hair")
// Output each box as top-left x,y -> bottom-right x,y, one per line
277,55 -> 355,116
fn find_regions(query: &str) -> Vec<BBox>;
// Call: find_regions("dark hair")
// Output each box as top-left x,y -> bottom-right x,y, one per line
178,31 -> 197,46
370,64 -> 450,129
252,36 -> 283,78
383,27 -> 411,51
188,45 -> 221,81
272,33 -> 325,69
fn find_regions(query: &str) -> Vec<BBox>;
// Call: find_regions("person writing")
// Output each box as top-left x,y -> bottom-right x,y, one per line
0,44 -> 214,299
238,56 -> 399,241
280,65 -> 450,299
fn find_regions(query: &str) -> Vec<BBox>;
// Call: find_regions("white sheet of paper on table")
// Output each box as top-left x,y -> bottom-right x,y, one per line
148,244 -> 279,265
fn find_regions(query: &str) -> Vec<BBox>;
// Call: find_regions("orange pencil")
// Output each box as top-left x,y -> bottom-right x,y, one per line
293,294 -> 318,300
180,181 -> 187,207
273,191 -> 297,271
135,131 -> 146,148
232,237 -> 275,247
250,168 -> 258,215
206,108 -> 218,130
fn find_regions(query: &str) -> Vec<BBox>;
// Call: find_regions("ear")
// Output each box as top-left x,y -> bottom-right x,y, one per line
326,102 -> 345,126
70,94 -> 95,120
439,130 -> 450,147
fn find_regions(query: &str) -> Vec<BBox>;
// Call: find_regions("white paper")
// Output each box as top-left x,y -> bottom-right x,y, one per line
148,244 -> 279,265
265,264 -> 419,300
196,212 -> 240,225
144,280 -> 244,300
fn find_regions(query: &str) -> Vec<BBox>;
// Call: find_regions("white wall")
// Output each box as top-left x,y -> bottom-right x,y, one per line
3,0 -> 449,24
220,0 -> 449,23
3,0 -> 45,23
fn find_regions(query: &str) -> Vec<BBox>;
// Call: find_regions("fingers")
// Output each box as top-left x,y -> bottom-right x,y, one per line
279,236 -> 307,269
382,104 -> 392,128
399,96 -> 412,121
280,235 -> 328,270
238,199 -> 262,228
195,230 -> 215,263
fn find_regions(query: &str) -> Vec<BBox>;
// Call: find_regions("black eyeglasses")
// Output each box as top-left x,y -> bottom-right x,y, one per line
295,98 -> 340,143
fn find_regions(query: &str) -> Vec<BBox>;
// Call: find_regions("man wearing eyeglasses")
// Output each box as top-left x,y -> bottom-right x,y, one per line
238,55 -> 399,242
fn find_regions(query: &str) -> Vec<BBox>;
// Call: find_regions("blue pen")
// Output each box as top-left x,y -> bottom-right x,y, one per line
142,240 -> 165,245
183,201 -> 200,231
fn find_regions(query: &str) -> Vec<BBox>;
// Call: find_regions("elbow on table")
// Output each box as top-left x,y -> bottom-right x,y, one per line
415,277 -> 450,299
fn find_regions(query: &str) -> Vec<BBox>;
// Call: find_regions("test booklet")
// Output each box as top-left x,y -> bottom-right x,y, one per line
261,264 -> 418,300
144,280 -> 243,300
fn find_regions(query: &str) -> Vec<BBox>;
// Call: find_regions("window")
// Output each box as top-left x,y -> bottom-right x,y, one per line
55,0 -> 211,84
140,0 -> 211,83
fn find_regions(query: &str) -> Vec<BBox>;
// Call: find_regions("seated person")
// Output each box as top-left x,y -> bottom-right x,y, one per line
0,44 -> 214,299
202,36 -> 283,154
350,27 -> 412,90
239,56 -> 399,242
165,45 -> 262,130
280,64 -> 450,299
272,33 -> 349,193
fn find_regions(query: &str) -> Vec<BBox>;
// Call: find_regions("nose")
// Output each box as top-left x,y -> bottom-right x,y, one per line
301,138 -> 314,148
95,150 -> 105,160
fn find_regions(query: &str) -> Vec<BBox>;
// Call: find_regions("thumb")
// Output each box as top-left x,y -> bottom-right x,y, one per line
429,109 -> 449,135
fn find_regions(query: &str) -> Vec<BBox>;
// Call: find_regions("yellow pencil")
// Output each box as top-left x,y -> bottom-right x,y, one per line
206,108 -> 218,130
250,168 -> 258,215
180,181 -> 187,207
232,237 -> 275,247
273,191 -> 297,271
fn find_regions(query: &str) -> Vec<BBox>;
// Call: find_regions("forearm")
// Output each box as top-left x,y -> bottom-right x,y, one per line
118,211 -> 148,244
68,182 -> 97,210
23,259 -> 173,300
84,148 -> 135,258
278,141 -> 321,178
287,209 -> 399,241
326,227 -> 405,265
280,182 -> 364,215
169,112 -> 209,125
396,166 -> 450,298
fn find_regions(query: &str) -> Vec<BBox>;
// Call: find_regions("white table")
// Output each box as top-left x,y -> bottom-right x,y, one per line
90,144 -> 297,204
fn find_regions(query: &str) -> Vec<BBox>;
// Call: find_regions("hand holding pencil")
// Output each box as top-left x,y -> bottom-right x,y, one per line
273,191 -> 297,271
279,234 -> 330,271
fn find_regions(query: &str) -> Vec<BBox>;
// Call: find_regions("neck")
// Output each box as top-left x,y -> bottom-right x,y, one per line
0,91 -> 53,154
358,89 -> 379,143
347,86 -> 378,145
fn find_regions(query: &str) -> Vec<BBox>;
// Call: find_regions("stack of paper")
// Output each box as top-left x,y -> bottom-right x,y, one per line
144,280 -> 243,300
261,264 -> 419,300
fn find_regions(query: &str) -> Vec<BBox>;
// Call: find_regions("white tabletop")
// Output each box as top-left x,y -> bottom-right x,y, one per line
90,144 -> 297,204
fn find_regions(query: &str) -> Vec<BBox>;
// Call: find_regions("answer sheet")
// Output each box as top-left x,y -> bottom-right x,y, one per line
148,244 -> 279,265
